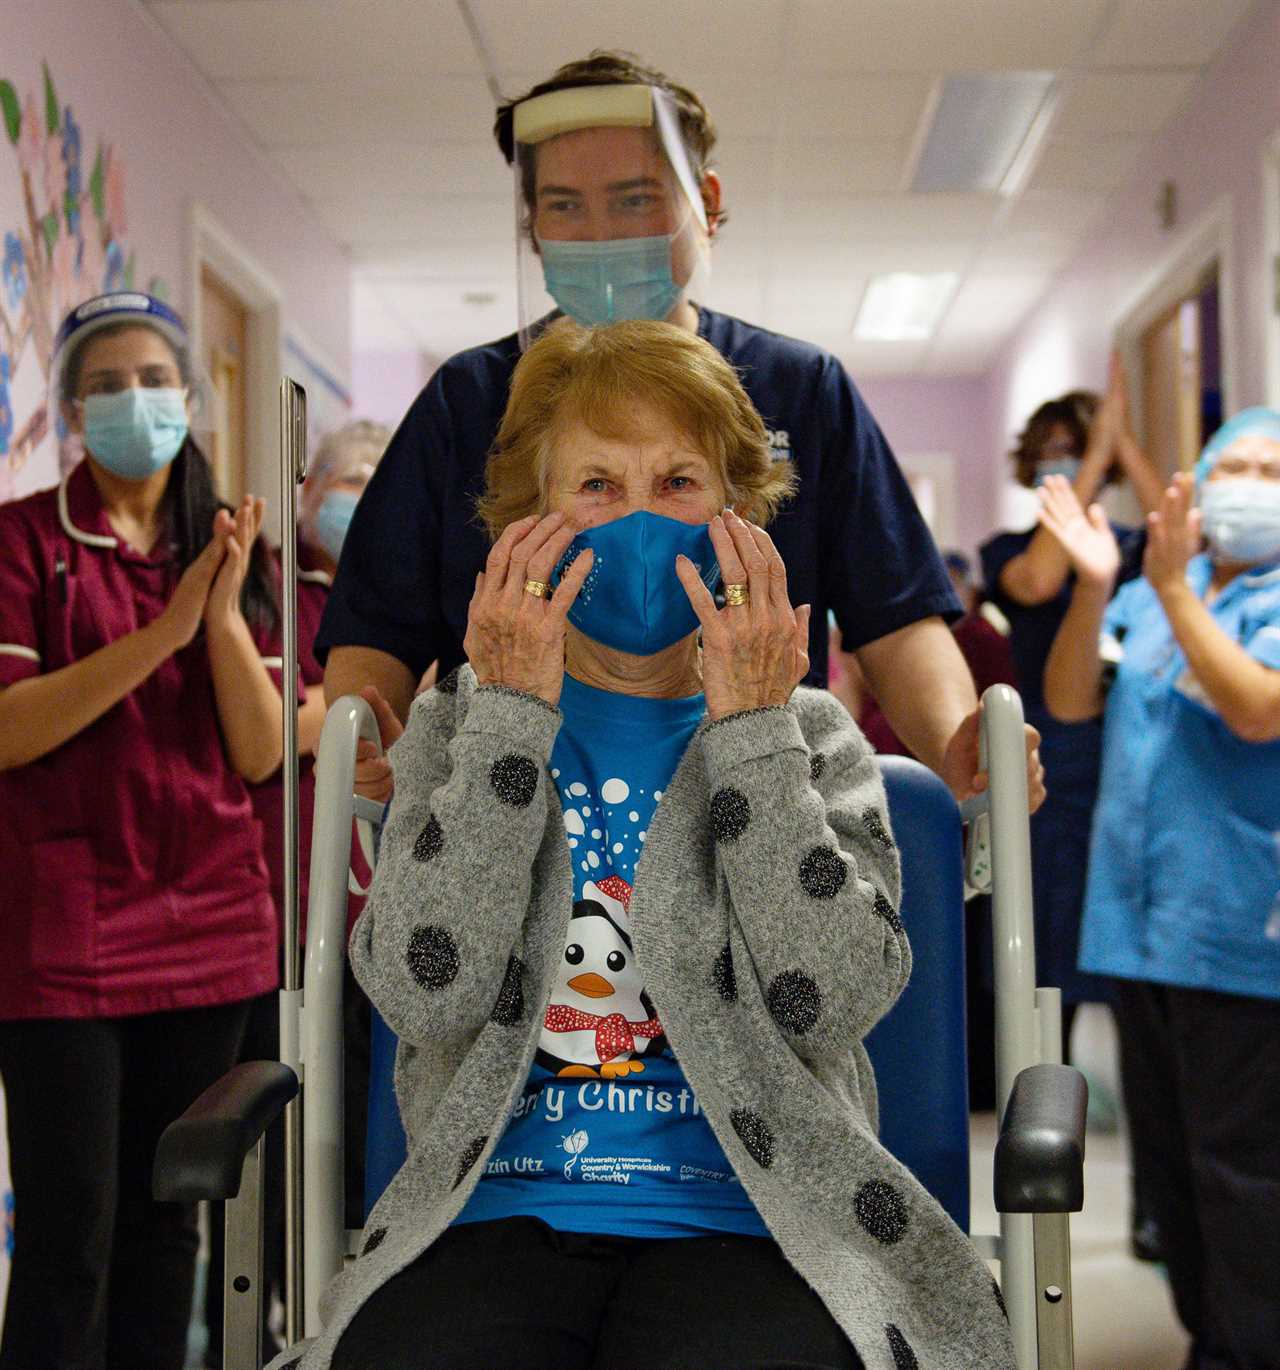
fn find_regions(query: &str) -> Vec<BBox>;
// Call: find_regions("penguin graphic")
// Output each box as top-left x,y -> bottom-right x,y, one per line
538,884 -> 665,1078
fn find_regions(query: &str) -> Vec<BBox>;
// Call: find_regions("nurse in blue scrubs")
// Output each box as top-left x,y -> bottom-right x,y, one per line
1039,409 -> 1280,1370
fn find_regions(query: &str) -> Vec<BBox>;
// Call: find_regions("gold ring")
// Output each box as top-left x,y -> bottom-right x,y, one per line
523,578 -> 550,599
724,582 -> 750,606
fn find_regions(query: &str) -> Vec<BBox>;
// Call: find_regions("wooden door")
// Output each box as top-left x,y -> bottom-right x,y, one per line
200,266 -> 249,501
1139,266 -> 1218,479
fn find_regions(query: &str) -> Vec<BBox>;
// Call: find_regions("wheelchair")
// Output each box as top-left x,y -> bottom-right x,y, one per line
155,682 -> 1086,1370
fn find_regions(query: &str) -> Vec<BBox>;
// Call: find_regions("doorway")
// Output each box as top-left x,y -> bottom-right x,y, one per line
1138,266 -> 1223,479
200,265 -> 249,502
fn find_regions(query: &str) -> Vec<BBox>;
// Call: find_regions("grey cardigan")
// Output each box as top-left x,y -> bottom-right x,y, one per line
273,667 -> 1014,1369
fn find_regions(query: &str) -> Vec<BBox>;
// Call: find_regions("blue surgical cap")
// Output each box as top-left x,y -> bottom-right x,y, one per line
1193,407 -> 1280,488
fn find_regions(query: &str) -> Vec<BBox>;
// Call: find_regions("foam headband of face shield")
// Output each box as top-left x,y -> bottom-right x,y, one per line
1193,406 -> 1280,489
512,83 -> 654,145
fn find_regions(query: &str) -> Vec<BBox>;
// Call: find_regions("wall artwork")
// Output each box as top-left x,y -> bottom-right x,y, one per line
0,62 -> 161,501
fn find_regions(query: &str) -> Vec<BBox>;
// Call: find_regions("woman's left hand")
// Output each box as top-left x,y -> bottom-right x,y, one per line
1144,473 -> 1201,596
205,496 -> 265,630
676,510 -> 810,721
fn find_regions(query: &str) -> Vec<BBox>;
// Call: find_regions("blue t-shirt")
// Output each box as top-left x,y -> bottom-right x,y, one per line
454,676 -> 769,1239
317,310 -> 959,688
1080,555 -> 1280,1001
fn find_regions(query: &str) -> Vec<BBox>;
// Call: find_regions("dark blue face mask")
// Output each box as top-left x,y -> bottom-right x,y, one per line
552,510 -> 720,656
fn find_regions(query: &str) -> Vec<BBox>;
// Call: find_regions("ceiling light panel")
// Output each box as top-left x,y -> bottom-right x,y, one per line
854,272 -> 958,341
911,72 -> 1055,194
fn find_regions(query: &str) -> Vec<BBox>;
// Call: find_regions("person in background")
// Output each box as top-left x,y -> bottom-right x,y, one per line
979,358 -> 1163,1063
0,293 -> 280,1370
319,49 -> 1043,818
203,419 -> 390,1367
1039,408 -> 1280,1370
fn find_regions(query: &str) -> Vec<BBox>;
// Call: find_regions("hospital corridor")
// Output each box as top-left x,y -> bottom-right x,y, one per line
2,2 -> 1279,1368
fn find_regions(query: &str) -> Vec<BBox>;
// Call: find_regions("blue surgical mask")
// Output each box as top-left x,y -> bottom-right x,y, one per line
312,489 -> 359,561
1199,479 -> 1280,564
1034,457 -> 1081,487
553,510 -> 720,655
83,387 -> 188,479
539,235 -> 682,326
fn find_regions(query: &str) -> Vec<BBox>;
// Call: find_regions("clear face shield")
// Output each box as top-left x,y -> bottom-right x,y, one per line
513,84 -> 711,350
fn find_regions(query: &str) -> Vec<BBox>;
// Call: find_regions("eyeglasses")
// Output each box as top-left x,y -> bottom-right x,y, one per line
1212,454 -> 1280,481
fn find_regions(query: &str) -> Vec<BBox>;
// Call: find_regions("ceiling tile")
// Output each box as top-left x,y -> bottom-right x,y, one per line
775,193 -> 1000,243
787,0 -> 1110,73
783,140 -> 911,196
1027,136 -> 1145,194
220,75 -> 496,146
1052,70 -> 1198,139
278,141 -> 508,202
148,0 -> 479,80
473,0 -> 788,78
312,194 -> 513,249
1089,0 -> 1254,68
774,74 -> 935,142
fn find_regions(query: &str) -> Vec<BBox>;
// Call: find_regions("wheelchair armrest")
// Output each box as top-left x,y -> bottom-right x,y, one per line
152,1060 -> 298,1204
993,1063 -> 1087,1214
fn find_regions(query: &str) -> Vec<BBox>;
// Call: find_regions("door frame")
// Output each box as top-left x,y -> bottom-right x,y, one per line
188,203 -> 283,533
1113,195 -> 1235,448
899,451 -> 957,551
1263,128 -> 1280,408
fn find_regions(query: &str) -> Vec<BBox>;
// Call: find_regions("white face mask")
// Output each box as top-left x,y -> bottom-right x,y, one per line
1199,479 -> 1280,564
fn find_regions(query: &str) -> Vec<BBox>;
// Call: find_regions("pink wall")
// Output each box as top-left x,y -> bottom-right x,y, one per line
1,0 -> 352,499
857,374 -> 996,559
352,349 -> 434,431
986,1 -> 1280,479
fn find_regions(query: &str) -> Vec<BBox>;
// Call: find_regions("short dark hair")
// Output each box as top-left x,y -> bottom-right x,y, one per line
493,50 -> 725,230
1010,392 -> 1099,489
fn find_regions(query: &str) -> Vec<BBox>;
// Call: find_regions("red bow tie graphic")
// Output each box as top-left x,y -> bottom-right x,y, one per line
544,1004 -> 664,1063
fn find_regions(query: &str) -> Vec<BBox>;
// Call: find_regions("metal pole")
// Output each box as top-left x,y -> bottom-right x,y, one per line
279,378 -> 307,1347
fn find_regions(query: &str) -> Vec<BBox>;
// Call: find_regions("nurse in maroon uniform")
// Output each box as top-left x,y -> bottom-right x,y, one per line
0,293 -> 282,1370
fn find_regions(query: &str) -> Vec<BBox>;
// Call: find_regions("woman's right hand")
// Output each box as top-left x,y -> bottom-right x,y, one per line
1037,474 -> 1120,590
157,525 -> 230,649
463,511 -> 593,709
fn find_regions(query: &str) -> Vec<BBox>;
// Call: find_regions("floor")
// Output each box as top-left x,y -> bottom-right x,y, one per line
967,1004 -> 1190,1370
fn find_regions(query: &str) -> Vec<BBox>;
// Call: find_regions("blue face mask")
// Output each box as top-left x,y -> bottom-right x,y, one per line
312,489 -> 360,561
1034,457 -> 1081,487
539,235 -> 682,326
553,510 -> 720,656
1199,479 -> 1280,564
83,387 -> 188,479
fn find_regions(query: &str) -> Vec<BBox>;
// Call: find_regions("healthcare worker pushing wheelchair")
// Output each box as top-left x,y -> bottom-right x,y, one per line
316,50 -> 1044,814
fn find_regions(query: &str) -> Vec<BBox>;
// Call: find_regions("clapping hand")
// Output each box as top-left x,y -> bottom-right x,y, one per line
1143,473 -> 1200,596
675,510 -> 810,721
1037,475 -> 1120,590
205,496 -> 265,629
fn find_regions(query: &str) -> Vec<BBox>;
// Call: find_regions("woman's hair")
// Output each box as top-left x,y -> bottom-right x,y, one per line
494,50 -> 726,232
61,321 -> 280,633
1010,391 -> 1099,489
477,318 -> 795,540
301,418 -> 392,524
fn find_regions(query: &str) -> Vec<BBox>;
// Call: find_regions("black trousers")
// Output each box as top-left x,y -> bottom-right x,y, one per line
332,1216 -> 866,1370
1113,979 -> 1280,1370
0,1002 -> 249,1370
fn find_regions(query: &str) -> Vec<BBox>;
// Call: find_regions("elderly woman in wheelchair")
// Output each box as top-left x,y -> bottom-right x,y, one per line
279,319 -> 1016,1370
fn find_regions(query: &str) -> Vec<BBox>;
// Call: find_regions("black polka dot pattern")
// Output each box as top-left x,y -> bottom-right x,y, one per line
767,969 -> 823,1035
992,1276 -> 1008,1319
862,808 -> 894,852
361,1226 -> 387,1255
436,665 -> 460,695
885,1324 -> 919,1369
872,889 -> 904,934
489,754 -> 539,808
730,1109 -> 775,1169
490,955 -> 526,1026
710,943 -> 737,1002
406,925 -> 460,990
854,1179 -> 909,1244
809,751 -> 827,784
413,815 -> 444,862
453,1135 -> 488,1189
798,846 -> 847,898
710,787 -> 751,842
